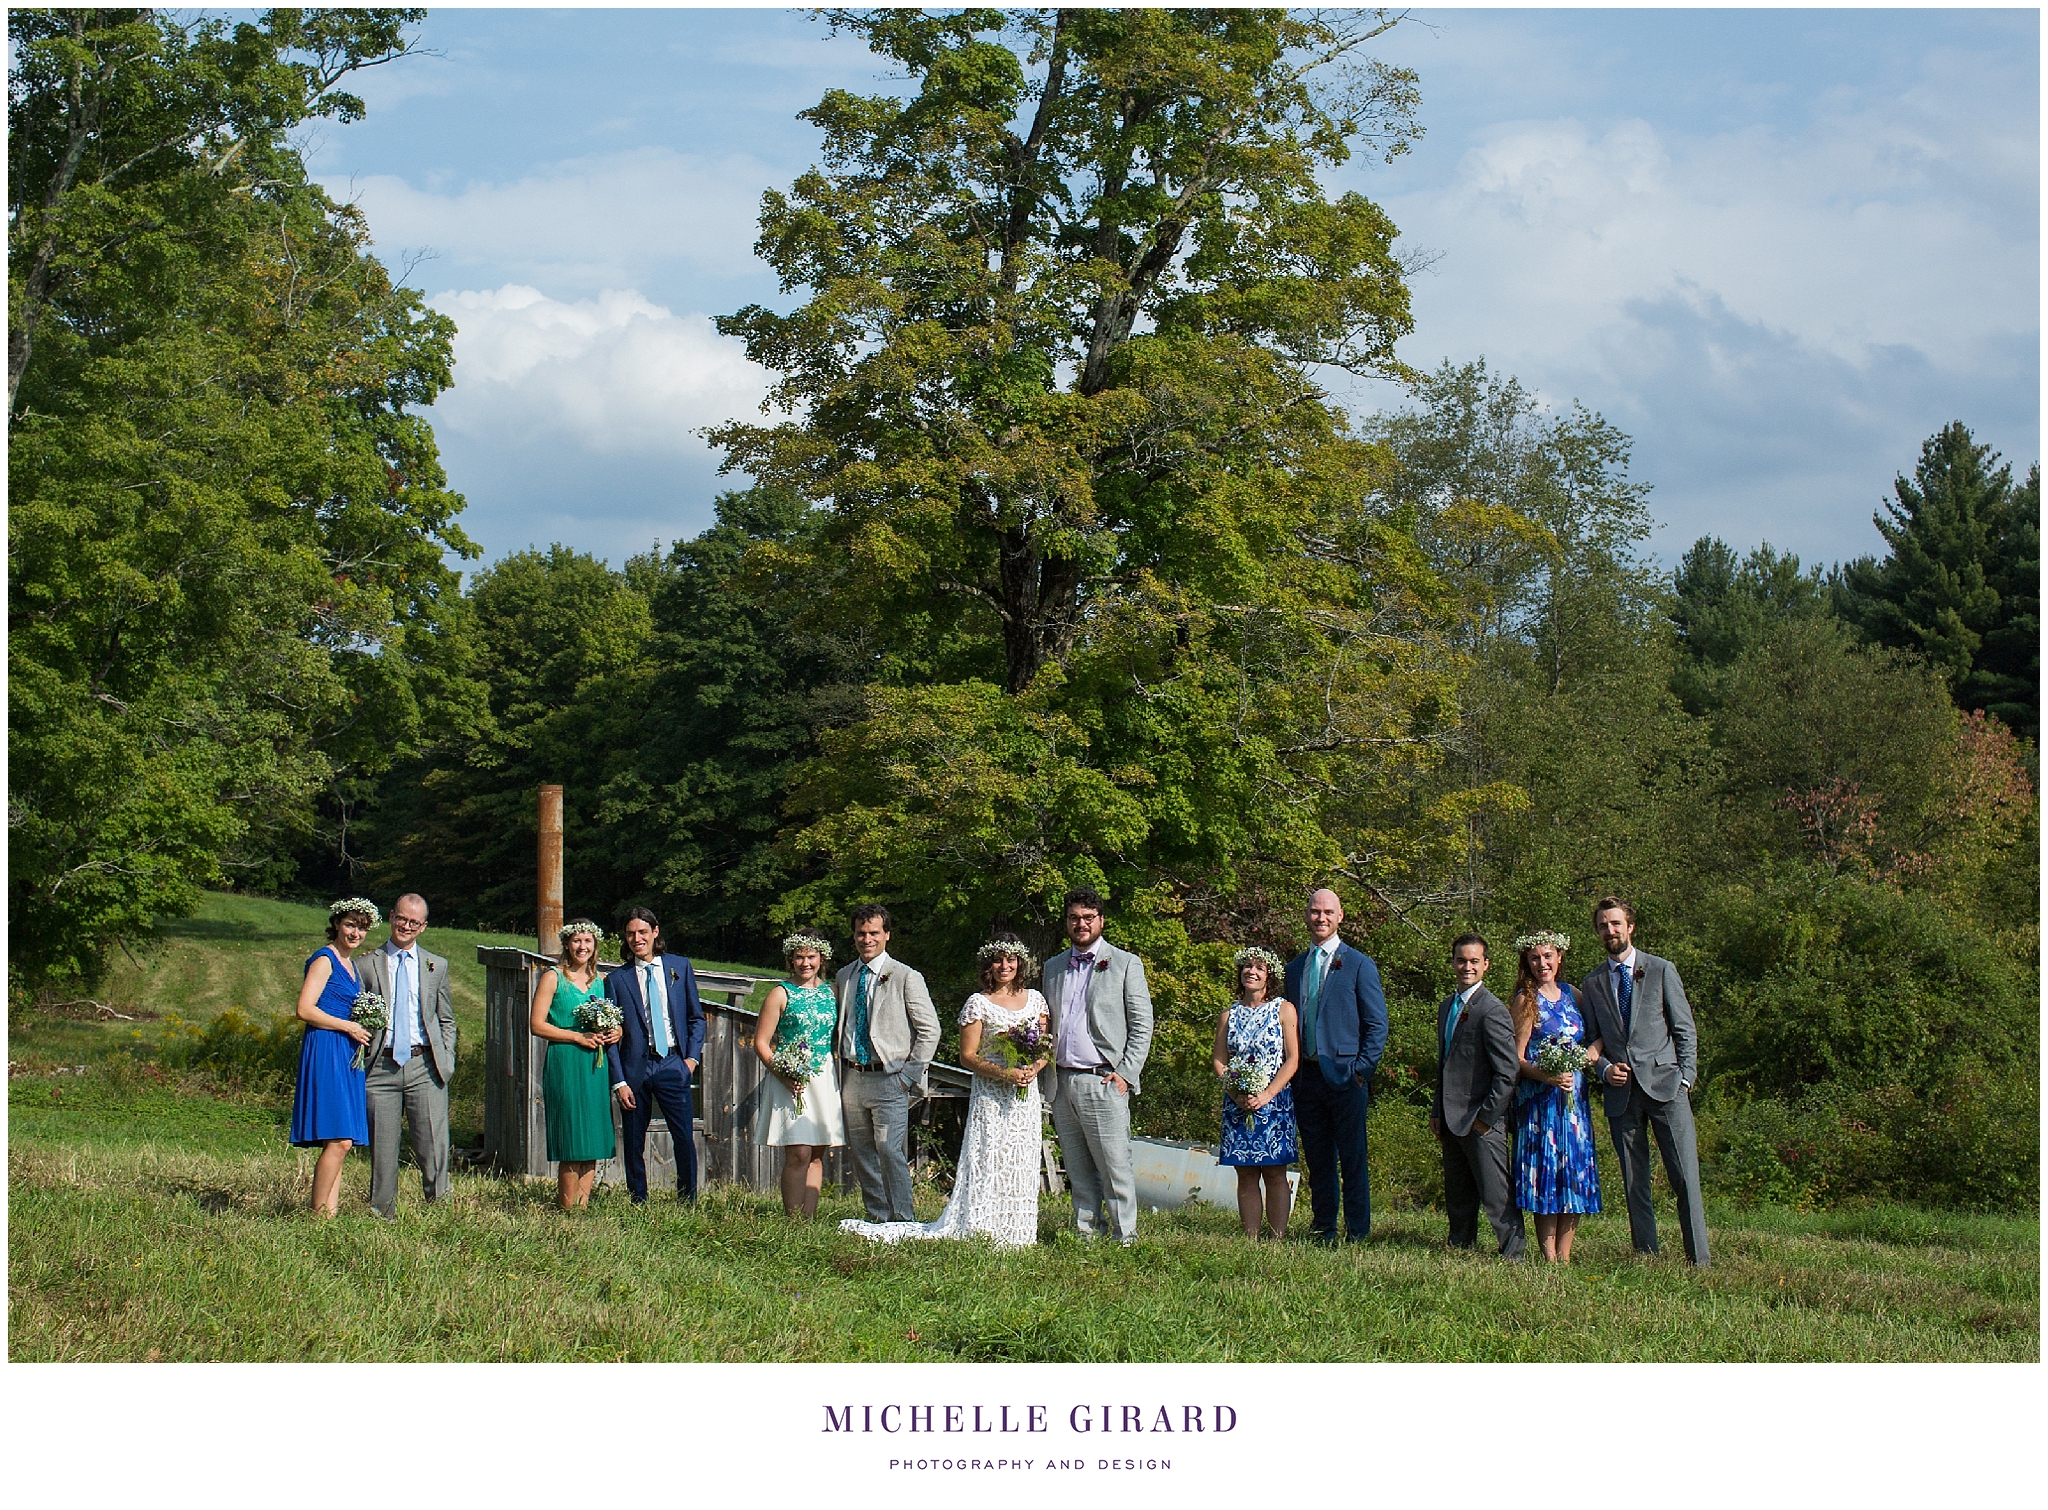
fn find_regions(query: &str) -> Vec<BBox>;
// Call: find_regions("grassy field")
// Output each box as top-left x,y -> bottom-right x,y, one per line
9,894 -> 2039,1362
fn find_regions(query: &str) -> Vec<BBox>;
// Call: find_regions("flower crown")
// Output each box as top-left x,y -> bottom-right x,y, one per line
328,897 -> 381,925
781,932 -> 834,961
1233,945 -> 1287,979
976,939 -> 1035,966
559,921 -> 603,941
1513,930 -> 1571,954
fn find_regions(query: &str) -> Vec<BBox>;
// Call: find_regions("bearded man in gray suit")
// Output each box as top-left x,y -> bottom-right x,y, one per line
835,903 -> 940,1222
1044,887 -> 1154,1244
357,892 -> 457,1218
1579,896 -> 1709,1266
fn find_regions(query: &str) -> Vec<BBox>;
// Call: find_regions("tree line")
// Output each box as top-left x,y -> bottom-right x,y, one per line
11,10 -> 2036,1206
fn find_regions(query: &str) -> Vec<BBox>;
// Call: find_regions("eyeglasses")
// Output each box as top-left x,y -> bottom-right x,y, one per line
391,916 -> 426,931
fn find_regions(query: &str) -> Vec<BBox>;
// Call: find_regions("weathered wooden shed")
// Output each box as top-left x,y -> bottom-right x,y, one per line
479,946 -> 975,1192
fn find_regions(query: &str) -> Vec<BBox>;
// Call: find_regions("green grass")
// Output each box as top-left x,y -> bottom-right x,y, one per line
9,891 -> 2038,1362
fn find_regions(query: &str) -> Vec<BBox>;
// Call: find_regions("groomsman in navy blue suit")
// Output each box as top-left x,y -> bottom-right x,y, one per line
1283,888 -> 1389,1243
606,906 -> 706,1204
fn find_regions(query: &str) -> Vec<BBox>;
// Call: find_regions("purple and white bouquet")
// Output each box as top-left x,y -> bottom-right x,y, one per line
1225,1052 -> 1277,1133
771,1037 -> 816,1115
574,997 -> 623,1065
983,1017 -> 1056,1101
1534,1033 -> 1592,1109
350,990 -> 388,1070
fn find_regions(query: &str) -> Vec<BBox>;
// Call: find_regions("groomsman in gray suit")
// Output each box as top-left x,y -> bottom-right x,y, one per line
1578,896 -> 1709,1267
358,893 -> 457,1218
835,904 -> 940,1222
1044,887 -> 1154,1244
1430,933 -> 1524,1258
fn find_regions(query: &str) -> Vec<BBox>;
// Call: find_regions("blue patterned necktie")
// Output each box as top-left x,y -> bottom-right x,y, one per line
853,965 -> 876,1065
392,951 -> 413,1065
1616,960 -> 1634,1040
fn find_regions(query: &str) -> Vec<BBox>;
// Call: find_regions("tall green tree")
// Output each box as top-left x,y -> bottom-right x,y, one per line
1839,422 -> 2039,739
1670,537 -> 1833,715
8,9 -> 471,986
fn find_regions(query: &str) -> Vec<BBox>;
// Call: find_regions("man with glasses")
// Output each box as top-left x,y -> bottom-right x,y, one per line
361,893 -> 458,1218
1044,887 -> 1154,1244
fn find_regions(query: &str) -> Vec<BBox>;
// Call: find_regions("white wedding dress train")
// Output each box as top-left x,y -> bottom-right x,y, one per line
840,990 -> 1048,1250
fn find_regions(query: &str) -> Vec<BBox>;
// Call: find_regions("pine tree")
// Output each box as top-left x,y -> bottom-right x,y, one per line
1839,423 -> 2039,739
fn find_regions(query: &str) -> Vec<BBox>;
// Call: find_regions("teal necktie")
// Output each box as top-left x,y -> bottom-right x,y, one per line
853,965 -> 876,1065
1302,948 -> 1325,1059
1443,990 -> 1464,1057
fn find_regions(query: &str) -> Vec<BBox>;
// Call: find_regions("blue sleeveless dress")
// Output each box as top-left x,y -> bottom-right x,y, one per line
1218,999 -> 1298,1167
289,946 -> 370,1146
1512,984 -> 1602,1214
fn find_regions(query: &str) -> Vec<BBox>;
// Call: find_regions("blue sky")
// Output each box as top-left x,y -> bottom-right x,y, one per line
303,7 -> 2040,572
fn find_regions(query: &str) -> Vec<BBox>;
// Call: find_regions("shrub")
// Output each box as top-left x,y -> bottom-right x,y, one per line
157,1008 -> 303,1089
1701,1070 -> 2039,1212
1366,1096 -> 1443,1211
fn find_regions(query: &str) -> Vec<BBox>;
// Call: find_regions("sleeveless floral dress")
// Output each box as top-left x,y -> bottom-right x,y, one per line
755,980 -> 846,1147
1219,998 -> 1298,1167
1513,984 -> 1603,1214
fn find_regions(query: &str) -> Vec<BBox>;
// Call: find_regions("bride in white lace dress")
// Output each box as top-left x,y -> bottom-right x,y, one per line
840,937 -> 1050,1249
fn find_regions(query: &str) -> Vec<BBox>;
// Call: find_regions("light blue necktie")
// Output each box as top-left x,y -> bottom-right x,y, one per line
1301,947 -> 1325,1059
645,964 -> 672,1057
392,951 -> 414,1065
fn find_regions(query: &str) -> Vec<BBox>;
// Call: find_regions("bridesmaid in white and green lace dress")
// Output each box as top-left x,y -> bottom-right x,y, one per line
752,930 -> 846,1217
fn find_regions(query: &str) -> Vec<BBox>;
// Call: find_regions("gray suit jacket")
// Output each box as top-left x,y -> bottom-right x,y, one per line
357,943 -> 457,1085
1579,950 -> 1697,1114
1042,938 -> 1155,1096
834,953 -> 940,1088
1432,985 -> 1519,1137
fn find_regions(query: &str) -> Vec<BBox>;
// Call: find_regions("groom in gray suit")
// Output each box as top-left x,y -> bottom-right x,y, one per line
358,892 -> 457,1218
1045,887 -> 1154,1243
835,904 -> 940,1222
1579,896 -> 1709,1266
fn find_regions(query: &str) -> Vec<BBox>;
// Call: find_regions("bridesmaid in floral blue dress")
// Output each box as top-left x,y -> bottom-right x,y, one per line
291,899 -> 376,1216
1509,931 -> 1603,1262
1211,947 -> 1301,1239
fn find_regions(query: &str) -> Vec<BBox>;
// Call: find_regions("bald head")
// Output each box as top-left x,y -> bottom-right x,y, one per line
1306,888 -> 1343,944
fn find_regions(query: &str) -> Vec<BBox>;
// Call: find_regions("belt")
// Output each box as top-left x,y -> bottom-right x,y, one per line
843,1058 -> 890,1073
1062,1064 -> 1118,1078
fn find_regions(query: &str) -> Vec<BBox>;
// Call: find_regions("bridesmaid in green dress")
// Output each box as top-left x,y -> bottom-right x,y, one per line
752,930 -> 846,1217
532,918 -> 619,1210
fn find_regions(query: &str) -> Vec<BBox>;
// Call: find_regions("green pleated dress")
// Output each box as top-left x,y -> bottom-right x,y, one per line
542,973 -> 618,1163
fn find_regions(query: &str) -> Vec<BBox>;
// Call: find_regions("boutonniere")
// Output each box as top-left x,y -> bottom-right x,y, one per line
1095,958 -> 1110,973
1633,966 -> 1645,982
1329,955 -> 1343,971
875,972 -> 890,985
426,961 -> 435,974
668,968 -> 679,982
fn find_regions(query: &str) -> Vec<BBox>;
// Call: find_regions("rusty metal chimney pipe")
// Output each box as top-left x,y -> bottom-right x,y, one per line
537,783 -> 564,958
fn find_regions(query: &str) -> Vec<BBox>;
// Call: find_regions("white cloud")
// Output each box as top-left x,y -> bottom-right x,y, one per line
429,284 -> 768,457
324,148 -> 771,292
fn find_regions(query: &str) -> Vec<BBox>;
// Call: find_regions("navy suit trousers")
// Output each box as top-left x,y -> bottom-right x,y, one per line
1295,1069 -> 1370,1240
621,1054 -> 697,1202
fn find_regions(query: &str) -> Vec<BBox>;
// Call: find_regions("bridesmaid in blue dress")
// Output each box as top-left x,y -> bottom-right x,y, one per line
1509,931 -> 1603,1262
1211,946 -> 1301,1239
291,898 -> 376,1216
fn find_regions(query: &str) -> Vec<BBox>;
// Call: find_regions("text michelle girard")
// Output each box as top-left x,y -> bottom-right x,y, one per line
823,1404 -> 1237,1436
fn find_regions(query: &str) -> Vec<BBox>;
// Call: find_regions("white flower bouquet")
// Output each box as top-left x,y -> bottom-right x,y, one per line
1225,1052 -> 1277,1133
351,990 -> 388,1071
771,1037 -> 816,1115
573,997 -> 623,1065
1534,1033 -> 1591,1109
